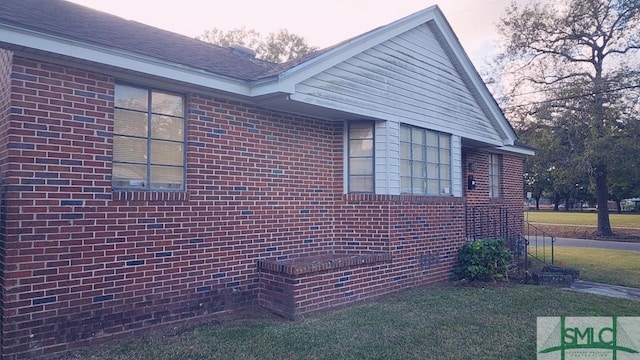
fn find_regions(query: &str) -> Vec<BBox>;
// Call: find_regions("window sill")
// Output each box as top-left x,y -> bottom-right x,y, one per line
112,191 -> 189,202
344,193 -> 462,203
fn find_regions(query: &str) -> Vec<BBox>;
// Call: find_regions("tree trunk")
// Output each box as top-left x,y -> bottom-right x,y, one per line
594,167 -> 613,236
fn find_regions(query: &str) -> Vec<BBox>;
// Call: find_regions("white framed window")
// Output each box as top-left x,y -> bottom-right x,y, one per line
489,153 -> 501,198
113,84 -> 185,190
347,122 -> 374,193
400,125 -> 451,195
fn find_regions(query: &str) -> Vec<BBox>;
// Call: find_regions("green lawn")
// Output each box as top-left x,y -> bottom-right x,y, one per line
57,285 -> 640,360
533,246 -> 640,288
525,211 -> 640,228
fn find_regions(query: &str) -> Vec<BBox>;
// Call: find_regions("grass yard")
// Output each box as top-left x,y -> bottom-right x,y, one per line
532,246 -> 640,288
526,211 -> 640,228
56,284 -> 640,360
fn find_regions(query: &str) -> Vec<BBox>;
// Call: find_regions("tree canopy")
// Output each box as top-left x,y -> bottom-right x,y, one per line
197,27 -> 318,64
496,0 -> 640,235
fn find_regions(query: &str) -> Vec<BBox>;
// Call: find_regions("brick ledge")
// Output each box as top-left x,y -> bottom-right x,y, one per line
112,191 -> 189,202
257,252 -> 392,276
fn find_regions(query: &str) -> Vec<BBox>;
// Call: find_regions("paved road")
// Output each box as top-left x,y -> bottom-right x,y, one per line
553,238 -> 640,252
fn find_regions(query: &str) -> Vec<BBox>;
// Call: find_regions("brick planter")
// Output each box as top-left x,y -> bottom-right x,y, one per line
258,253 -> 392,319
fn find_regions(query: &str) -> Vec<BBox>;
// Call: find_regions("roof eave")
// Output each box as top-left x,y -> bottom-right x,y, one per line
497,145 -> 535,156
0,23 -> 253,97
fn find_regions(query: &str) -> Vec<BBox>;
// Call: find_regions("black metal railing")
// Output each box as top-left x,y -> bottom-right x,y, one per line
465,206 -> 555,270
523,220 -> 555,265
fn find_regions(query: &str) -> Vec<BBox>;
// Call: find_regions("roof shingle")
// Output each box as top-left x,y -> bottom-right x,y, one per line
0,0 -> 301,80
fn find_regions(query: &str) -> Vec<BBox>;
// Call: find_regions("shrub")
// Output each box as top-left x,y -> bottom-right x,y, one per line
455,239 -> 512,281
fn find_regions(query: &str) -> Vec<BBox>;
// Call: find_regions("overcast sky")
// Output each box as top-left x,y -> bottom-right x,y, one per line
66,0 -> 521,67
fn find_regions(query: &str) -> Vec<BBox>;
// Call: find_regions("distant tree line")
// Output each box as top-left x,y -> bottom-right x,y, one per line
196,27 -> 318,63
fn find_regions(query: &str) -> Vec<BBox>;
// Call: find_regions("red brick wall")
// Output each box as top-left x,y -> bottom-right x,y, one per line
463,150 -> 525,233
258,195 -> 466,320
337,194 -> 466,285
0,55 -> 526,358
388,196 -> 466,286
0,49 -> 15,356
0,56 -> 345,358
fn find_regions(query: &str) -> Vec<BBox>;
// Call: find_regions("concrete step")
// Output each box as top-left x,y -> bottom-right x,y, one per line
531,265 -> 580,286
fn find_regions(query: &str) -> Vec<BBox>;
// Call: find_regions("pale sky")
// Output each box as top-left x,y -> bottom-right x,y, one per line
66,0 -> 521,67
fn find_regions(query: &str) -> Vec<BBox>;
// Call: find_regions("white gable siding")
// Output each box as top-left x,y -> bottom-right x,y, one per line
451,135 -> 462,197
374,120 -> 401,195
291,24 -> 503,145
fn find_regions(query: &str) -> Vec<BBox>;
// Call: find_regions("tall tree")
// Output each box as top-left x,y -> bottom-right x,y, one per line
197,27 -> 317,63
496,0 -> 640,235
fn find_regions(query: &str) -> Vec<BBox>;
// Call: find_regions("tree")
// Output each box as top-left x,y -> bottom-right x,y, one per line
197,27 -> 317,63
517,120 -> 556,209
496,0 -> 640,235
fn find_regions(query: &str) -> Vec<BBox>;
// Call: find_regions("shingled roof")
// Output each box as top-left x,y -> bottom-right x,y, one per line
0,0 -> 324,81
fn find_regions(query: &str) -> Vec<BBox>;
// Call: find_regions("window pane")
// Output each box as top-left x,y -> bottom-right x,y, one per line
349,139 -> 373,157
413,179 -> 425,194
113,136 -> 147,163
399,125 -> 452,196
412,144 -> 424,161
400,143 -> 411,159
427,179 -> 439,194
349,176 -> 373,192
113,163 -> 146,188
151,115 -> 183,141
152,91 -> 184,117
400,159 -> 411,177
427,163 -> 439,177
115,109 -> 147,137
151,140 -> 184,166
440,149 -> 451,164
412,129 -> 424,145
150,165 -> 183,189
426,131 -> 439,146
115,84 -> 148,111
114,84 -> 186,191
349,157 -> 373,175
440,164 -> 451,180
441,180 -> 451,194
412,162 -> 424,177
439,134 -> 450,149
427,147 -> 439,162
400,125 -> 411,142
347,122 -> 374,193
401,176 -> 411,193
349,123 -> 373,139
491,184 -> 500,198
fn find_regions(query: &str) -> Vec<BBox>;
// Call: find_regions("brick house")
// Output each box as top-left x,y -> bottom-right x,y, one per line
0,0 -> 533,358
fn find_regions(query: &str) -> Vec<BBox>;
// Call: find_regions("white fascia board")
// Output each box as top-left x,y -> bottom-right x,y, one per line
251,5 -> 441,95
0,24 -> 252,96
249,77 -> 295,97
497,145 -> 535,156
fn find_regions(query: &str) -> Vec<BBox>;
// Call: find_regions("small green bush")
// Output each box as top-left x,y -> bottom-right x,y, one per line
455,239 -> 512,281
